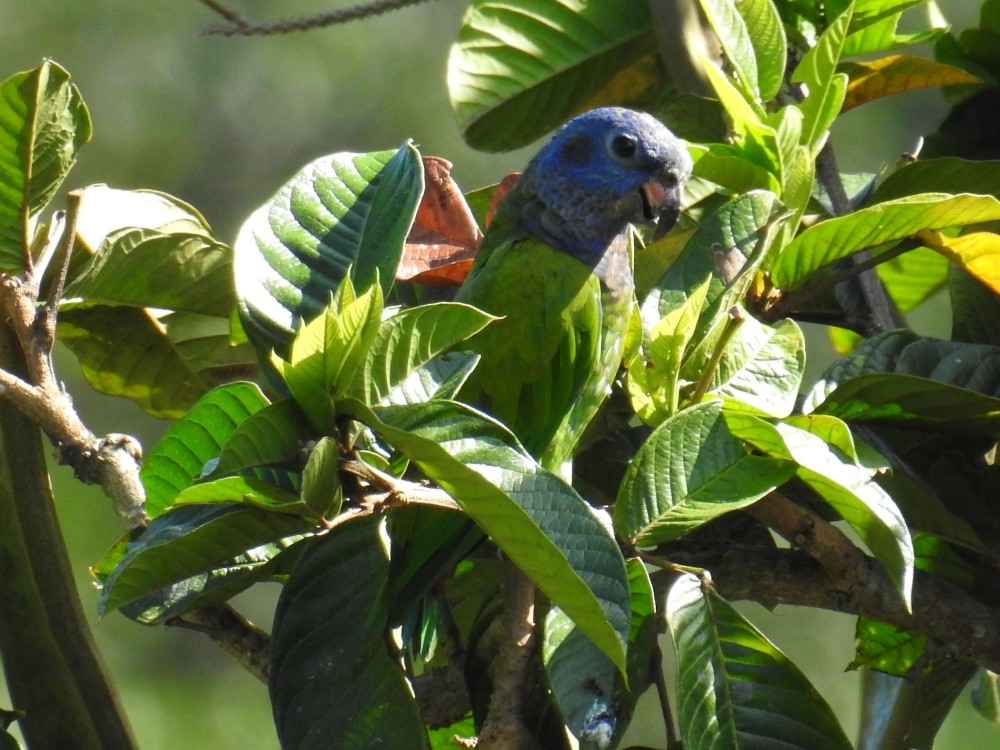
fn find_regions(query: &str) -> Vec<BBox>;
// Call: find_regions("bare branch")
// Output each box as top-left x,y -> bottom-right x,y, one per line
199,0 -> 443,37
661,542 -> 1000,675
169,603 -> 271,683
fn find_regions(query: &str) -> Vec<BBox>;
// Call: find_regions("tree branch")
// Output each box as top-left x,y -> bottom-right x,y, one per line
198,0 -> 442,36
659,542 -> 1000,675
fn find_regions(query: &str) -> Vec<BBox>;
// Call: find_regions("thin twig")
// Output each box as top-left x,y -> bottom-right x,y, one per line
199,0 -> 442,36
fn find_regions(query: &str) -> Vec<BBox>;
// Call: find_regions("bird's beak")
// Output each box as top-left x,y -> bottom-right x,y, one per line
642,175 -> 685,239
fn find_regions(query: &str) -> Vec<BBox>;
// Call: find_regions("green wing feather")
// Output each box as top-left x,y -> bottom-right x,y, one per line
457,234 -> 631,470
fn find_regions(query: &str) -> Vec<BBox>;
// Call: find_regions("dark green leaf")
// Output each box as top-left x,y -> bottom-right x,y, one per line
666,573 -> 853,750
301,437 -> 343,519
269,518 -> 428,750
0,60 -> 91,271
211,398 -> 314,477
98,504 -> 312,617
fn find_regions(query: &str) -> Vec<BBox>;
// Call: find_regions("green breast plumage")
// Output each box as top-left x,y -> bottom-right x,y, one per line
456,232 -> 634,471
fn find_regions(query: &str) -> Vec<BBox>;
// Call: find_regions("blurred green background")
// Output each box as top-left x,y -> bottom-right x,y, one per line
2,0 -> 998,748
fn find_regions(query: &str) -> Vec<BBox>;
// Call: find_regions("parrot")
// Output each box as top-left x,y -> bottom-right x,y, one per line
456,106 -> 693,472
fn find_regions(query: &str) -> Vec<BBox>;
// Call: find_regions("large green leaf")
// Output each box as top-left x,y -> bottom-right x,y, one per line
234,145 -> 423,354
269,519 -> 428,750
347,302 -> 495,406
141,381 -> 271,517
448,0 -> 657,151
770,193 -> 1000,290
666,573 -> 853,750
343,398 -> 631,673
56,216 -> 250,417
97,504 -> 312,617
613,401 -> 795,546
57,304 -> 252,418
805,330 -> 1000,432
0,60 -> 91,271
64,228 -> 232,316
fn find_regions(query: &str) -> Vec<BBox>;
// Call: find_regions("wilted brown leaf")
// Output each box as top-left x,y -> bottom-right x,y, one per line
398,156 -> 483,286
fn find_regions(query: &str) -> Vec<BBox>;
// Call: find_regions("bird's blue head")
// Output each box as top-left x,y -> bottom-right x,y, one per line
518,107 -> 692,257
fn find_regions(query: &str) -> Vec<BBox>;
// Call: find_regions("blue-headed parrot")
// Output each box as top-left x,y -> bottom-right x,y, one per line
457,107 -> 692,472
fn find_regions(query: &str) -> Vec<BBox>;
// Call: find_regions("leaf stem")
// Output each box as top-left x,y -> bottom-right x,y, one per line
688,306 -> 744,405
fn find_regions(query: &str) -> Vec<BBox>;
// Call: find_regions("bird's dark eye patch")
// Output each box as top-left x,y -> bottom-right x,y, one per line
610,133 -> 637,159
661,172 -> 679,188
561,133 -> 593,165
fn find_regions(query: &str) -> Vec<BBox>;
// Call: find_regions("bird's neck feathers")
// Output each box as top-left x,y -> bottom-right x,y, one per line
505,164 -> 631,266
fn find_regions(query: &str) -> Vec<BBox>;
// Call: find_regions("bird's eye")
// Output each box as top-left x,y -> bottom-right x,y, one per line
609,132 -> 637,160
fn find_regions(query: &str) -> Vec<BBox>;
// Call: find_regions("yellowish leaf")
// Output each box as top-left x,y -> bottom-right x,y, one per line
917,228 -> 1000,295
841,55 -> 981,112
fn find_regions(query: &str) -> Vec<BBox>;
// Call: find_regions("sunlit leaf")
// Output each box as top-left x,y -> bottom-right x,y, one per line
234,145 -> 422,354
448,0 -> 657,151
141,382 -> 270,517
918,228 -> 1000,296
347,302 -> 495,406
0,60 -> 91,271
793,6 -> 851,149
614,401 -> 795,546
771,193 -> 1000,290
841,54 -> 981,112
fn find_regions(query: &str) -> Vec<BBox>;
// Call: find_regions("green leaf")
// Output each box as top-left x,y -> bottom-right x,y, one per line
0,60 -> 91,271
695,314 -> 806,418
666,573 -> 853,750
643,191 -> 777,343
98,504 -> 312,617
343,398 -> 630,674
732,413 -> 915,607
771,193 -> 1000,290
271,278 -> 384,425
170,475 -> 305,515
74,185 -> 214,248
875,157 -> 1000,201
805,331 -> 1000,433
300,437 -> 343,519
738,0 -> 787,101
448,0 -> 657,151
347,301 -> 496,406
269,519 -> 428,750
141,382 -> 270,517
234,145 -> 423,354
613,401 -> 795,546
55,223 -> 249,417
64,228 -> 233,316
57,306 -> 221,418
628,277 -> 711,423
210,398 -> 314,477
697,0 -> 760,101
793,6 -> 851,150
